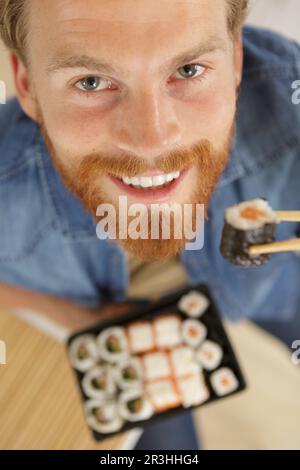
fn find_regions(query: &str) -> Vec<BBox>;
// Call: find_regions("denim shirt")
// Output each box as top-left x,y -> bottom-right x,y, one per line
0,26 -> 300,322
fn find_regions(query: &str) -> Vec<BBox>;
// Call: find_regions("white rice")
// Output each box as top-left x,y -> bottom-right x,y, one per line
178,291 -> 210,318
170,346 -> 201,378
127,321 -> 155,354
97,327 -> 129,364
113,357 -> 144,390
153,315 -> 182,349
177,374 -> 210,408
225,198 -> 277,231
210,367 -> 239,396
69,334 -> 98,372
82,365 -> 116,399
195,340 -> 223,371
142,351 -> 171,381
118,389 -> 154,422
85,399 -> 123,434
146,379 -> 181,412
181,319 -> 207,348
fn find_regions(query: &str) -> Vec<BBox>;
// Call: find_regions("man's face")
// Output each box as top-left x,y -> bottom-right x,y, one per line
15,0 -> 242,260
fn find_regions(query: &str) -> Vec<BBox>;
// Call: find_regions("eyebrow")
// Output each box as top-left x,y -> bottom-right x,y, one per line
46,37 -> 226,75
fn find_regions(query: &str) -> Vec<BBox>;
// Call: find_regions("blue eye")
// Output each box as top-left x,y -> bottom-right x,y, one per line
74,76 -> 113,92
174,64 -> 205,80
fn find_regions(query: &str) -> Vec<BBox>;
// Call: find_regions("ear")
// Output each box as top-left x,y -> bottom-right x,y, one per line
10,52 -> 38,121
233,34 -> 243,87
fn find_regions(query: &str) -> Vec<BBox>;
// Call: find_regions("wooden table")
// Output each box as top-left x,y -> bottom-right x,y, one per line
0,309 -> 133,450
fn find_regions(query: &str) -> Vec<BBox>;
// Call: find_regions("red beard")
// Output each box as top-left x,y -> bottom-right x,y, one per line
39,116 -> 233,261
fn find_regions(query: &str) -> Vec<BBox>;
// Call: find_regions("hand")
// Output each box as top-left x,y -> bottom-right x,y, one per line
0,282 -> 148,334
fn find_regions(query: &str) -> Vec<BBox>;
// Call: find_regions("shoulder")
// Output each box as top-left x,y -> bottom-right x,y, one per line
0,98 -> 55,262
0,97 -> 39,173
243,25 -> 300,76
236,27 -> 300,175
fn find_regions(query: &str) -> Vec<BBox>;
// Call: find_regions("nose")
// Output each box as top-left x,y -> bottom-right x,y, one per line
110,89 -> 182,160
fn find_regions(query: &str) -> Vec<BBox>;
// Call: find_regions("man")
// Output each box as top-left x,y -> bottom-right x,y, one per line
0,0 -> 299,449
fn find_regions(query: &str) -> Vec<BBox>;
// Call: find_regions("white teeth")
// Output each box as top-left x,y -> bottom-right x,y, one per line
130,177 -> 140,186
166,173 -> 174,183
140,177 -> 153,188
123,176 -> 131,185
121,171 -> 181,189
152,175 -> 166,186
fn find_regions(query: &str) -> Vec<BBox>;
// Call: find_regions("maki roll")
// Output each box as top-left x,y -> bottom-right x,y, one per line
69,334 -> 98,372
85,399 -> 123,434
210,367 -> 239,396
169,346 -> 200,378
196,340 -> 223,371
97,327 -> 129,364
146,379 -> 182,412
178,290 -> 210,318
181,319 -> 207,348
142,351 -> 171,381
114,357 -> 143,390
177,374 -> 210,408
153,315 -> 182,349
127,321 -> 155,354
220,198 -> 277,267
118,389 -> 154,422
82,366 -> 116,399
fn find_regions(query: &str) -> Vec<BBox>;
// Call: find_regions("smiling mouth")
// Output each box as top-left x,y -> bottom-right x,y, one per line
108,167 -> 189,202
116,171 -> 181,190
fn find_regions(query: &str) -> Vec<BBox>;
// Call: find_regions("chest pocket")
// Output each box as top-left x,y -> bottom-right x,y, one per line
0,153 -> 54,263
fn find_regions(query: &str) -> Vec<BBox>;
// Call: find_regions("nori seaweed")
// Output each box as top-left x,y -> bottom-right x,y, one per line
220,221 -> 276,267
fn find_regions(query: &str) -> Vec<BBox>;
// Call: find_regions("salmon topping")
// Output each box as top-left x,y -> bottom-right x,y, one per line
240,207 -> 267,221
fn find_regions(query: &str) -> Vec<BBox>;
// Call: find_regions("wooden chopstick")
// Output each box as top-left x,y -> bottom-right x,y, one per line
275,211 -> 300,222
248,238 -> 300,256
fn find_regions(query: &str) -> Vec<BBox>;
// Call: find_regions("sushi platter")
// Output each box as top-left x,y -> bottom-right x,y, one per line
67,285 -> 246,441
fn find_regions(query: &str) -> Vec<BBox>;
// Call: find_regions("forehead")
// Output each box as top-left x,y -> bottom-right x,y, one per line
28,0 -> 229,64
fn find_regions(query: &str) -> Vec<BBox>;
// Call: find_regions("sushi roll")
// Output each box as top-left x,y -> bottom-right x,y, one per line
196,340 -> 223,371
142,351 -> 171,381
169,346 -> 200,378
127,321 -> 155,354
210,367 -> 239,396
220,198 -> 277,267
153,315 -> 182,349
146,379 -> 182,412
114,357 -> 143,390
177,374 -> 210,408
82,366 -> 116,399
97,327 -> 129,364
178,290 -> 210,318
181,319 -> 207,348
118,389 -> 154,422
69,334 -> 98,372
85,399 -> 123,434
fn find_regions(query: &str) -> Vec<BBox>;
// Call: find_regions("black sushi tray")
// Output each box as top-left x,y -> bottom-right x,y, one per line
66,284 -> 247,442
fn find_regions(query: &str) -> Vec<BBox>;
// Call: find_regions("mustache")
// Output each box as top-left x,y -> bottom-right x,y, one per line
76,140 -> 212,182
